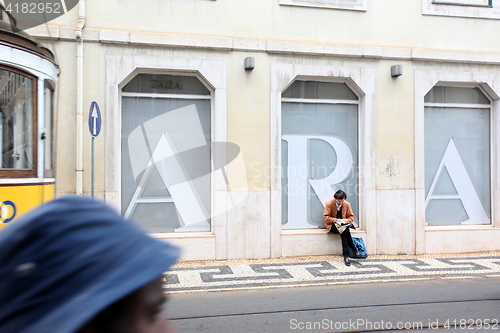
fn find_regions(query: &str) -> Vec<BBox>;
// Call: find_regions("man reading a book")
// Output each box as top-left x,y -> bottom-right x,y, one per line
323,190 -> 358,266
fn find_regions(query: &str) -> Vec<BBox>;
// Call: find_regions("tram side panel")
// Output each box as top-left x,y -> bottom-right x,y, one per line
0,183 -> 55,230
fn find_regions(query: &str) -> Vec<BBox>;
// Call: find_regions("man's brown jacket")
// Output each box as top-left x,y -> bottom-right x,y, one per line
323,199 -> 355,233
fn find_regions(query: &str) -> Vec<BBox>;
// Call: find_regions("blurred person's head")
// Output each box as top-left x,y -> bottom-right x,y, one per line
0,196 -> 180,333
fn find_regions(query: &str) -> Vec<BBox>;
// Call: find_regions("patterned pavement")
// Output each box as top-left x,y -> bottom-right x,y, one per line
163,252 -> 500,293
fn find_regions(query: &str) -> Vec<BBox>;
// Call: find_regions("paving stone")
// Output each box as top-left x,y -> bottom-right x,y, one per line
164,252 -> 500,293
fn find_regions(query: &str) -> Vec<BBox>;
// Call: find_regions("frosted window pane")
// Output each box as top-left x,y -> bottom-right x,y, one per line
122,97 -> 211,233
123,74 -> 210,95
282,100 -> 358,229
282,81 -> 358,100
425,106 -> 490,225
281,140 -> 289,225
432,168 -> 458,195
130,203 -> 182,233
426,200 -> 469,226
424,86 -> 489,104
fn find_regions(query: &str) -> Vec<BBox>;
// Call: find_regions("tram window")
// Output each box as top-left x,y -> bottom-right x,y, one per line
0,67 -> 37,178
44,81 -> 54,178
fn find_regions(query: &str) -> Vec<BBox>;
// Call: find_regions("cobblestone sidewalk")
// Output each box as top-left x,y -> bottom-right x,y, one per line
163,252 -> 500,293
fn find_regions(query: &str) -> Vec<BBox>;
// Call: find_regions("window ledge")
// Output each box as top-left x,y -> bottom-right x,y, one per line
279,0 -> 367,11
282,229 -> 326,235
423,0 -> 500,19
282,229 -> 365,235
432,1 -> 492,8
426,225 -> 499,232
152,232 -> 215,239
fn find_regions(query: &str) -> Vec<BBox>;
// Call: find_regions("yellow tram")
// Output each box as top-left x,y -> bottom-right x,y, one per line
0,4 -> 58,229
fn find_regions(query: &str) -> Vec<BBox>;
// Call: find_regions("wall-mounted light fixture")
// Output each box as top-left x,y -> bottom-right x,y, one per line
244,57 -> 255,71
391,65 -> 402,77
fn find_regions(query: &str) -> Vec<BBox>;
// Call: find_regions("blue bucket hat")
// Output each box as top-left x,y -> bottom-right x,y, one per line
0,196 -> 180,333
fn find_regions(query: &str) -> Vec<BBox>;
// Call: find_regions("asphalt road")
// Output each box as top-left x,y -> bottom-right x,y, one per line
164,276 -> 500,332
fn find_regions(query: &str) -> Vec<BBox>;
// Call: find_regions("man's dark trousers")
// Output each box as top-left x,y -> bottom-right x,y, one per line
330,209 -> 355,256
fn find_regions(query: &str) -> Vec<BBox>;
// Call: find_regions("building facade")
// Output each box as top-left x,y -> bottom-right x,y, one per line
21,0 -> 500,260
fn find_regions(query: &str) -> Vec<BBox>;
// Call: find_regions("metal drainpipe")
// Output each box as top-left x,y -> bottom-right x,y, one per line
75,0 -> 85,195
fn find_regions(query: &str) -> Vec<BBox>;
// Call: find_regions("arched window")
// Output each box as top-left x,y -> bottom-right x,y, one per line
281,80 -> 359,229
121,74 -> 212,233
424,86 -> 491,225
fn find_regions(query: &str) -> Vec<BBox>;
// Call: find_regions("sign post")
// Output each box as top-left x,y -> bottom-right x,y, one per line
88,102 -> 102,198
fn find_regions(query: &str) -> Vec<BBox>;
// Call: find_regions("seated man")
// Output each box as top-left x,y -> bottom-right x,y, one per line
323,190 -> 358,266
0,196 -> 180,333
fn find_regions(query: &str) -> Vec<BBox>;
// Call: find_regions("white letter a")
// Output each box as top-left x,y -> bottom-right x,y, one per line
425,138 -> 489,225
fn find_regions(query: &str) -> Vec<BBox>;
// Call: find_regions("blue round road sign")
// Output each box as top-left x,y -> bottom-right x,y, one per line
88,102 -> 102,137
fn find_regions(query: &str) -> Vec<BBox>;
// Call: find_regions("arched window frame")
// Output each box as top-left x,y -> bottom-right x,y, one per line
119,73 -> 213,233
415,70 -> 500,253
280,80 -> 360,229
423,85 -> 492,226
271,63 -> 376,258
105,56 -> 229,260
